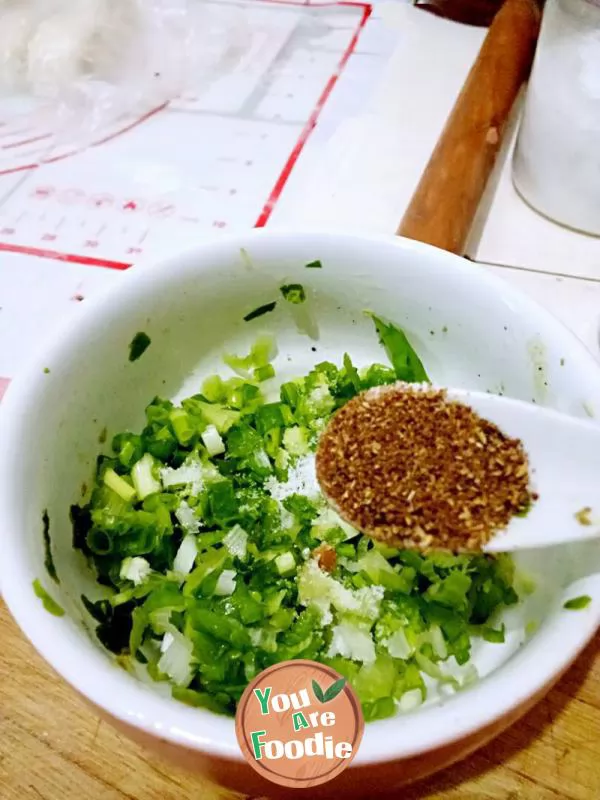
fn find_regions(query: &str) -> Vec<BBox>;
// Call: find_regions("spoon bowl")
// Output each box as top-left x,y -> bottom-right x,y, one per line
317,383 -> 600,553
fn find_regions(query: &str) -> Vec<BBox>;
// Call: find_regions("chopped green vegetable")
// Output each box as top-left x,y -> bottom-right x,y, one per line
103,468 -> 136,503
201,425 -> 225,457
254,364 -> 275,383
275,551 -> 296,577
129,332 -> 151,362
563,595 -> 592,610
70,331 -> 519,723
515,501 -> 533,518
113,432 -> 144,469
366,312 -> 429,383
131,453 -> 161,499
478,624 -> 506,644
243,302 -> 276,322
192,399 -> 240,434
42,509 -> 59,584
169,408 -> 195,447
305,260 -> 322,269
224,335 -> 276,379
525,620 -> 539,636
33,579 -> 65,617
574,507 -> 592,526
43,367 -> 50,374
280,284 -> 306,305
283,426 -> 310,456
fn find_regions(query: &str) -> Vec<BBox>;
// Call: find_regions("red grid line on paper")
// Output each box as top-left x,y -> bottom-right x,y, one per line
0,242 -> 130,270
0,103 -> 168,178
255,1 -> 371,226
262,1 -> 370,7
2,133 -> 52,151
0,4 -> 371,269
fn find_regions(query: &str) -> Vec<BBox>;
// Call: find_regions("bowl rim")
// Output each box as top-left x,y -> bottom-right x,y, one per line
0,228 -> 599,766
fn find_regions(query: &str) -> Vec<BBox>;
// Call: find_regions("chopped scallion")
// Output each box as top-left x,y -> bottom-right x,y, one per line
131,453 -> 161,500
563,595 -> 592,610
103,468 -> 136,503
33,579 -> 65,617
243,302 -> 276,322
280,284 -> 306,304
128,332 -> 151,362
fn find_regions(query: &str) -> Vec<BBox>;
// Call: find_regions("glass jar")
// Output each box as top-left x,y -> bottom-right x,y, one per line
512,0 -> 600,235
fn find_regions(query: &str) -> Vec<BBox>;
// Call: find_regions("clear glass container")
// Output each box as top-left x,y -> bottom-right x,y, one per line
512,0 -> 600,236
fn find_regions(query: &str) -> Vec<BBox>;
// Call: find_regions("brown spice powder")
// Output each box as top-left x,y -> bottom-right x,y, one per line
316,384 -> 535,552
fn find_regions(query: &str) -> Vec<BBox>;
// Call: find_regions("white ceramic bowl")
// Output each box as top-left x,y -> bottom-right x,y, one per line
1,230 -> 599,798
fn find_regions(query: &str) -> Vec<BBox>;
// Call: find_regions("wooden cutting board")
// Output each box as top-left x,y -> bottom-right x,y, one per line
1,600 -> 598,799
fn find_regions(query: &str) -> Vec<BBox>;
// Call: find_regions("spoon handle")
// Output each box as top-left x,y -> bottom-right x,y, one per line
448,390 -> 600,552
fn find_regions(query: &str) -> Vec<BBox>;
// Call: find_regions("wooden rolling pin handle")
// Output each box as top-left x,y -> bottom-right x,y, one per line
397,0 -> 541,255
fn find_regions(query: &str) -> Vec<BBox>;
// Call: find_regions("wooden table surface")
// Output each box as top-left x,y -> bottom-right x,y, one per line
1,601 -> 598,800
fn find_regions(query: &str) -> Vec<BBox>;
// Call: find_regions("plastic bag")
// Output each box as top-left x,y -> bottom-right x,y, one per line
0,0 -> 248,140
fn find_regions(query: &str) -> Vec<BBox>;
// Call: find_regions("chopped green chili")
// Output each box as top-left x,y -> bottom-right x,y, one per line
243,302 -> 277,322
129,332 -> 152,362
280,284 -> 306,305
563,595 -> 592,610
42,510 -> 59,584
33,579 -> 65,617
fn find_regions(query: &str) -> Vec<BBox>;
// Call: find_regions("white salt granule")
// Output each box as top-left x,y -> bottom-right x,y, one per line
223,525 -> 248,560
161,459 -> 204,495
264,453 -> 320,502
175,500 -> 201,533
120,556 -> 151,586
327,622 -> 376,664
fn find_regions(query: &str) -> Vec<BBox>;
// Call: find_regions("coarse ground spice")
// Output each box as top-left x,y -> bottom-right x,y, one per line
316,383 -> 536,552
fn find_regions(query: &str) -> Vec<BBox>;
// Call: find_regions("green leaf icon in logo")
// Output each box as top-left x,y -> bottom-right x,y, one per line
312,676 -> 346,704
323,677 -> 346,702
312,679 -> 325,703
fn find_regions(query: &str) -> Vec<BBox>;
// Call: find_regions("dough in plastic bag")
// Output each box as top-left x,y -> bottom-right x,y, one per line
0,0 -> 248,134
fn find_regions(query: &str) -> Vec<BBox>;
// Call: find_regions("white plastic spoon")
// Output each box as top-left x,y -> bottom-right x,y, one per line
446,389 -> 600,552
317,386 -> 600,553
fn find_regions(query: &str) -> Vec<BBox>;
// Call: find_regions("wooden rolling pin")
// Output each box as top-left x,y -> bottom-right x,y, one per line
397,0 -> 542,254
